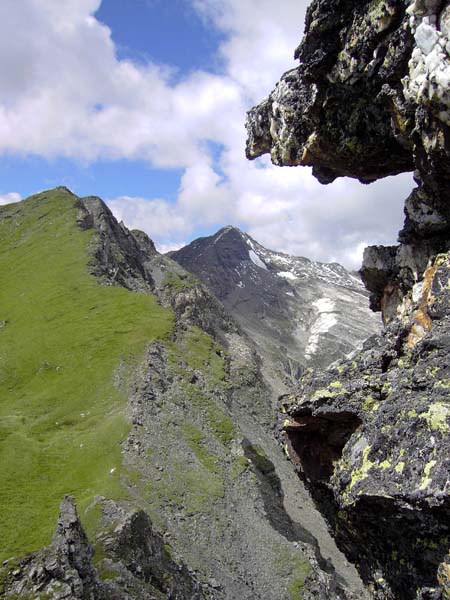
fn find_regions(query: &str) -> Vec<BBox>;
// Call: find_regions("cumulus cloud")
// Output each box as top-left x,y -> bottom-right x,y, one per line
0,0 -> 414,269
192,0 -> 307,101
0,192 -> 21,206
107,194 -> 191,238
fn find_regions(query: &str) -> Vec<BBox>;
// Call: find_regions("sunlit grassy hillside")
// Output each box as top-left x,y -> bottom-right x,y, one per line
0,189 -> 173,562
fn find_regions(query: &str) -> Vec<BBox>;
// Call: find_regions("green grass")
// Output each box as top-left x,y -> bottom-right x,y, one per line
166,327 -> 235,445
163,270 -> 196,292
273,543 -> 312,600
182,422 -> 220,473
0,189 -> 174,562
175,326 -> 227,385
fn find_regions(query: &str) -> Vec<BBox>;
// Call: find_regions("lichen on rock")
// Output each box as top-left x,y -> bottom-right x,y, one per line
246,0 -> 450,598
280,254 -> 450,599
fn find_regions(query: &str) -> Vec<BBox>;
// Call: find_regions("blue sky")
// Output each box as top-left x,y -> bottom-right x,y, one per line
0,0 -> 219,202
0,0 -> 413,266
96,0 -> 224,73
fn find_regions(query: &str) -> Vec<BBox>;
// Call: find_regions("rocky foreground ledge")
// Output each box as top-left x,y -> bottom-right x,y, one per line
246,1 -> 450,598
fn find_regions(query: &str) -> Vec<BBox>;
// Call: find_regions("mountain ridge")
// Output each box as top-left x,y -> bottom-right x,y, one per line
0,187 -> 366,600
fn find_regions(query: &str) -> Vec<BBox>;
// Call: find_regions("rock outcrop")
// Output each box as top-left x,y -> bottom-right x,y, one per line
0,496 -> 207,599
246,0 -> 450,598
0,496 -> 101,600
246,0 -> 450,322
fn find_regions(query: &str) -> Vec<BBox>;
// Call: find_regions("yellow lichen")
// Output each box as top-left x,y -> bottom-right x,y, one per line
419,460 -> 437,491
434,379 -> 450,390
381,382 -> 392,397
349,445 -> 374,491
395,462 -> 405,474
363,396 -> 380,412
420,403 -> 450,434
311,388 -> 337,401
434,253 -> 449,267
329,381 -> 344,389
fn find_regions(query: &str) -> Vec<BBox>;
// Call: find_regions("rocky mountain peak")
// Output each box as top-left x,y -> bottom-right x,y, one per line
213,224 -> 245,239
171,227 -> 380,388
184,225 -> 265,269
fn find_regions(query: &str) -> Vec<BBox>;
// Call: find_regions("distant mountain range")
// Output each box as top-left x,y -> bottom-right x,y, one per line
170,226 -> 381,390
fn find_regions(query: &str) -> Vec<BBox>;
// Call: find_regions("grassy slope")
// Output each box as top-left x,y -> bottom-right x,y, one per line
0,189 -> 173,562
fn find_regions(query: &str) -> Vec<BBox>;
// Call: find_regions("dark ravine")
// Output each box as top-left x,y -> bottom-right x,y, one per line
0,188 -> 368,599
170,226 -> 380,392
246,0 -> 450,598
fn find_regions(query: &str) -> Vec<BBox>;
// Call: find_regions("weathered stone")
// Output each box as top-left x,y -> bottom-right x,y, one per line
438,554 -> 450,600
246,1 -> 450,598
246,0 -> 450,311
0,496 -> 208,600
0,496 -> 101,600
281,253 -> 450,598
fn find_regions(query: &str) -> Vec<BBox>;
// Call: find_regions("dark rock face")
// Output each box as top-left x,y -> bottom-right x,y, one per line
0,496 -> 101,599
75,194 -> 155,294
246,1 -> 414,184
171,226 -> 380,389
246,1 -> 450,598
282,253 -> 450,599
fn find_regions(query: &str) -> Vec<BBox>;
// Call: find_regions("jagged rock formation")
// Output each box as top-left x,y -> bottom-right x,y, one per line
0,188 -> 367,599
0,496 -> 206,599
246,1 -> 450,598
171,226 -> 380,390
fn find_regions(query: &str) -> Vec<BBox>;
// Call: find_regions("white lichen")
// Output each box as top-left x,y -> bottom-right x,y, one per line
403,1 -> 450,126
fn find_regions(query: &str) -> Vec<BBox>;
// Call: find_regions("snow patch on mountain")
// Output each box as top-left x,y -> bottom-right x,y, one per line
249,250 -> 268,270
305,298 -> 338,359
278,271 -> 297,281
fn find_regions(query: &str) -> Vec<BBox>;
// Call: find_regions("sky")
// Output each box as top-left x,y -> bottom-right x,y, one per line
0,0 -> 414,268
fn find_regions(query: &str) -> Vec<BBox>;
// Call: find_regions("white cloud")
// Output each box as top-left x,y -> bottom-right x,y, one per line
156,241 -> 188,254
192,0 -> 307,101
107,195 -> 191,238
0,192 -> 21,206
0,0 -> 415,269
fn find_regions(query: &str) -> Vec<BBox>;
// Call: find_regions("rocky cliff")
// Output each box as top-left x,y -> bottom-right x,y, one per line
0,188 -> 368,599
171,226 -> 380,391
246,1 -> 450,598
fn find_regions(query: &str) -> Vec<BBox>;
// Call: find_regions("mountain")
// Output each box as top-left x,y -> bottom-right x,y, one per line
246,1 -> 450,598
170,226 -> 381,389
0,188 -> 367,599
